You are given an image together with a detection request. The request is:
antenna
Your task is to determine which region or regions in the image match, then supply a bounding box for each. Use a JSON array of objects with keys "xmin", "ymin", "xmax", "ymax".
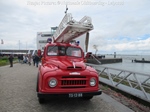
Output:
[{"xmin": 65, "ymin": 5, "xmax": 68, "ymax": 14}]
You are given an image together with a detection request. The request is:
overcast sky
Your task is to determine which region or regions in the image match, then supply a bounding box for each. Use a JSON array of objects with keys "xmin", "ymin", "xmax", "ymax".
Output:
[{"xmin": 0, "ymin": 0, "xmax": 150, "ymax": 55}]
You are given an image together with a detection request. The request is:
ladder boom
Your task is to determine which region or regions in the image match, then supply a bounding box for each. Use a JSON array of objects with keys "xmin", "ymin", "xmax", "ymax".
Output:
[{"xmin": 54, "ymin": 13, "xmax": 93, "ymax": 42}]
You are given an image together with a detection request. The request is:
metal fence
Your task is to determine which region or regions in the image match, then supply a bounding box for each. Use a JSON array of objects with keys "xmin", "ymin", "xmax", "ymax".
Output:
[{"xmin": 86, "ymin": 63, "xmax": 150, "ymax": 103}]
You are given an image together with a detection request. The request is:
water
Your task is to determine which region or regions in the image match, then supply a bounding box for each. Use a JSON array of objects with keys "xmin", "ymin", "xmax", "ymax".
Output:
[
  {"xmin": 97, "ymin": 55, "xmax": 150, "ymax": 83},
  {"xmin": 103, "ymin": 54, "xmax": 150, "ymax": 74}
]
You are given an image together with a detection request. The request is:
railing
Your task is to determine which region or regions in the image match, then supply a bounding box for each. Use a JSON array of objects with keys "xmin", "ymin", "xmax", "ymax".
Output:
[
  {"xmin": 90, "ymin": 54, "xmax": 101, "ymax": 64},
  {"xmin": 86, "ymin": 63, "xmax": 150, "ymax": 103}
]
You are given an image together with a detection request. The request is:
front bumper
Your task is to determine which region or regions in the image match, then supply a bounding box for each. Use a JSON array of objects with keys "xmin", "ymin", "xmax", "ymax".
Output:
[{"xmin": 37, "ymin": 90, "xmax": 102, "ymax": 98}]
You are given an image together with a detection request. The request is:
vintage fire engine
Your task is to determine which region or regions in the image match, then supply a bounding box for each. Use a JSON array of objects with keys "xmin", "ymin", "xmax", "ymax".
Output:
[{"xmin": 36, "ymin": 13, "xmax": 102, "ymax": 104}]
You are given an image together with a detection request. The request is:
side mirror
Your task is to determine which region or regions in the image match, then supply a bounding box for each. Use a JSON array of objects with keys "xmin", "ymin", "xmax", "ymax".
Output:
[
  {"xmin": 83, "ymin": 58, "xmax": 87, "ymax": 63},
  {"xmin": 41, "ymin": 57, "xmax": 46, "ymax": 64}
]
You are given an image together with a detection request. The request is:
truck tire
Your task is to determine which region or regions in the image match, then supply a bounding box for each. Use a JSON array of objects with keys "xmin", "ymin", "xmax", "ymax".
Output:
[
  {"xmin": 38, "ymin": 98, "xmax": 45, "ymax": 104},
  {"xmin": 36, "ymin": 73, "xmax": 39, "ymax": 92},
  {"xmin": 83, "ymin": 96, "xmax": 93, "ymax": 100}
]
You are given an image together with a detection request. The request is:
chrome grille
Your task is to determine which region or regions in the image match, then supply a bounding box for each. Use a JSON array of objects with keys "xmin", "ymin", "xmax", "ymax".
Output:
[{"xmin": 60, "ymin": 76, "xmax": 87, "ymax": 88}]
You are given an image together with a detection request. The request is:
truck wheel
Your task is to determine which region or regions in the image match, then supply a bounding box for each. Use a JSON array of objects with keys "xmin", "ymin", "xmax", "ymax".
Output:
[
  {"xmin": 36, "ymin": 82, "xmax": 38, "ymax": 92},
  {"xmin": 36, "ymin": 73, "xmax": 39, "ymax": 92},
  {"xmin": 83, "ymin": 96, "xmax": 93, "ymax": 100},
  {"xmin": 38, "ymin": 98, "xmax": 45, "ymax": 104}
]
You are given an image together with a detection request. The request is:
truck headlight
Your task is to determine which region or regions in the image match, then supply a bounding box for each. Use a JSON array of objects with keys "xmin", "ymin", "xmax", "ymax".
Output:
[
  {"xmin": 49, "ymin": 78, "xmax": 57, "ymax": 87},
  {"xmin": 90, "ymin": 78, "xmax": 96, "ymax": 86}
]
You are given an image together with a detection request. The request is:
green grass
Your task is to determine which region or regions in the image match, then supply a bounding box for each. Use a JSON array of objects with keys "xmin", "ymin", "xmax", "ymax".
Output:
[
  {"xmin": 0, "ymin": 56, "xmax": 18, "ymax": 66},
  {"xmin": 0, "ymin": 57, "xmax": 9, "ymax": 66}
]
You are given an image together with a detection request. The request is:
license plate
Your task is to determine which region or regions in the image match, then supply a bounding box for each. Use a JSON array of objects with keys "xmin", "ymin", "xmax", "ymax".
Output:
[{"xmin": 69, "ymin": 93, "xmax": 83, "ymax": 98}]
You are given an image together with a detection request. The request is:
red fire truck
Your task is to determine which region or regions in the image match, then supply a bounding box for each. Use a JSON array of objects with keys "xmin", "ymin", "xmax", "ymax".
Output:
[{"xmin": 36, "ymin": 13, "xmax": 102, "ymax": 104}]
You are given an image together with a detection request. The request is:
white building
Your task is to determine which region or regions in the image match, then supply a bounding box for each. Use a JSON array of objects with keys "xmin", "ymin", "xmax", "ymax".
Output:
[
  {"xmin": 36, "ymin": 31, "xmax": 87, "ymax": 52},
  {"xmin": 36, "ymin": 32, "xmax": 53, "ymax": 51}
]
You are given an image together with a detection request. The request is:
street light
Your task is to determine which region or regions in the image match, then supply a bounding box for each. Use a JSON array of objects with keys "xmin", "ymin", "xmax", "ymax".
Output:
[{"xmin": 19, "ymin": 40, "xmax": 20, "ymax": 50}]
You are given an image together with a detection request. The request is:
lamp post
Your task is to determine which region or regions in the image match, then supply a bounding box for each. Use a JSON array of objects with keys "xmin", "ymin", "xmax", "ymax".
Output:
[
  {"xmin": 1, "ymin": 39, "xmax": 4, "ymax": 54},
  {"xmin": 19, "ymin": 40, "xmax": 20, "ymax": 50}
]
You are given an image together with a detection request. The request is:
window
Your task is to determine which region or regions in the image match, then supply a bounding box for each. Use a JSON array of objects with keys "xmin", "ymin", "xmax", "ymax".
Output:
[
  {"xmin": 42, "ymin": 47, "xmax": 45, "ymax": 50},
  {"xmin": 39, "ymin": 40, "xmax": 47, "ymax": 43},
  {"xmin": 41, "ymin": 34, "xmax": 53, "ymax": 37},
  {"xmin": 47, "ymin": 46, "xmax": 81, "ymax": 57},
  {"xmin": 66, "ymin": 47, "xmax": 81, "ymax": 57},
  {"xmin": 47, "ymin": 46, "xmax": 58, "ymax": 56}
]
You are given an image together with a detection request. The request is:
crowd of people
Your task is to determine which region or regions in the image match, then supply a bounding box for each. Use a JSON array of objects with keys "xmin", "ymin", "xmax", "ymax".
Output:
[{"xmin": 8, "ymin": 53, "xmax": 41, "ymax": 68}]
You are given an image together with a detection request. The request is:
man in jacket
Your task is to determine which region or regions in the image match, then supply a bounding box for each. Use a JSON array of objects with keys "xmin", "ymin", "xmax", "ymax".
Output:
[
  {"xmin": 8, "ymin": 54, "xmax": 14, "ymax": 67},
  {"xmin": 34, "ymin": 54, "xmax": 40, "ymax": 67}
]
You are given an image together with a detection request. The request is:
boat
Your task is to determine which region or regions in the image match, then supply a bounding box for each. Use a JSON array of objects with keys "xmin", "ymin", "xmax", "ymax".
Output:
[{"xmin": 134, "ymin": 58, "xmax": 150, "ymax": 63}]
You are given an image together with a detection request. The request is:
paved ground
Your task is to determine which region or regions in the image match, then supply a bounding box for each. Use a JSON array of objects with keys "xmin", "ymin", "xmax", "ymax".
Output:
[{"xmin": 0, "ymin": 63, "xmax": 133, "ymax": 112}]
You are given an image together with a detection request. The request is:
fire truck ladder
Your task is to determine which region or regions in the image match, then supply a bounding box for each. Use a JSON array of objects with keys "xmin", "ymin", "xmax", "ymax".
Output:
[{"xmin": 53, "ymin": 13, "xmax": 93, "ymax": 43}]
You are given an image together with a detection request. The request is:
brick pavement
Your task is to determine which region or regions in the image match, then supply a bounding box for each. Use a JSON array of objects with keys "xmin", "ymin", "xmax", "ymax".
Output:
[{"xmin": 0, "ymin": 63, "xmax": 133, "ymax": 112}]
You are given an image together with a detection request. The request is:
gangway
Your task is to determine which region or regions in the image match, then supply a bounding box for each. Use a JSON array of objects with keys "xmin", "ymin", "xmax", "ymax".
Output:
[
  {"xmin": 53, "ymin": 13, "xmax": 93, "ymax": 42},
  {"xmin": 86, "ymin": 63, "xmax": 150, "ymax": 103}
]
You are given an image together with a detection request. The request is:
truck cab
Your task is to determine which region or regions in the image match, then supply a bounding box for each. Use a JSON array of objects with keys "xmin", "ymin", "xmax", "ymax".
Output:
[{"xmin": 37, "ymin": 40, "xmax": 102, "ymax": 103}]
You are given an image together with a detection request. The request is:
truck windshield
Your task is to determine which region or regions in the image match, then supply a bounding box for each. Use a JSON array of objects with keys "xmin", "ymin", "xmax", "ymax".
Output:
[
  {"xmin": 66, "ymin": 47, "xmax": 82, "ymax": 57},
  {"xmin": 47, "ymin": 46, "xmax": 65, "ymax": 56},
  {"xmin": 47, "ymin": 46, "xmax": 82, "ymax": 57}
]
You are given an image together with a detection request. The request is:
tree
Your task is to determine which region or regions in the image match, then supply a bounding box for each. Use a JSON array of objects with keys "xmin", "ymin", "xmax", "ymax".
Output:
[{"xmin": 93, "ymin": 45, "xmax": 98, "ymax": 56}]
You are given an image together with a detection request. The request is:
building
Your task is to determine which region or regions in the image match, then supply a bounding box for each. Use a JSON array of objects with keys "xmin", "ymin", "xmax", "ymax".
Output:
[
  {"xmin": 36, "ymin": 27, "xmax": 57, "ymax": 51},
  {"xmin": 36, "ymin": 27, "xmax": 88, "ymax": 52},
  {"xmin": 36, "ymin": 32, "xmax": 53, "ymax": 51},
  {"xmin": 37, "ymin": 33, "xmax": 87, "ymax": 51}
]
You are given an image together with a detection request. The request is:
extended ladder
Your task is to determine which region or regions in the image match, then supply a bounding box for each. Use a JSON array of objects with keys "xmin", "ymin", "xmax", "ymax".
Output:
[{"xmin": 53, "ymin": 13, "xmax": 93, "ymax": 42}]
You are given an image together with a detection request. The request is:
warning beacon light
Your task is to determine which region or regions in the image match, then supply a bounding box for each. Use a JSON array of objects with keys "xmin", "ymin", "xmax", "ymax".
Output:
[
  {"xmin": 47, "ymin": 38, "xmax": 52, "ymax": 43},
  {"xmin": 75, "ymin": 41, "xmax": 80, "ymax": 46}
]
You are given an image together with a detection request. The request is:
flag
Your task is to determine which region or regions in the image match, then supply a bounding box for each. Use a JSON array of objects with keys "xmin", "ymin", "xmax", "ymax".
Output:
[{"xmin": 1, "ymin": 39, "xmax": 4, "ymax": 44}]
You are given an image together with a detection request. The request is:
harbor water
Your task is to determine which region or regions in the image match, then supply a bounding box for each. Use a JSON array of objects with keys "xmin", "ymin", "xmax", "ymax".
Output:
[
  {"xmin": 104, "ymin": 54, "xmax": 150, "ymax": 74},
  {"xmin": 97, "ymin": 55, "xmax": 150, "ymax": 83}
]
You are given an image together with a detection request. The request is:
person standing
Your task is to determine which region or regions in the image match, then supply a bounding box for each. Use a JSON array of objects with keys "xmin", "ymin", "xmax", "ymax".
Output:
[
  {"xmin": 20, "ymin": 54, "xmax": 23, "ymax": 64},
  {"xmin": 17, "ymin": 54, "xmax": 20, "ymax": 63},
  {"xmin": 32, "ymin": 54, "xmax": 35, "ymax": 66},
  {"xmin": 35, "ymin": 54, "xmax": 40, "ymax": 67},
  {"xmin": 28, "ymin": 54, "xmax": 32, "ymax": 66},
  {"xmin": 8, "ymin": 54, "xmax": 14, "ymax": 67},
  {"xmin": 23, "ymin": 55, "xmax": 27, "ymax": 63}
]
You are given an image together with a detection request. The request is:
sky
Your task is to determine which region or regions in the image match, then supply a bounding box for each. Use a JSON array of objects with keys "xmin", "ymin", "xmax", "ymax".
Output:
[{"xmin": 0, "ymin": 0, "xmax": 150, "ymax": 55}]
